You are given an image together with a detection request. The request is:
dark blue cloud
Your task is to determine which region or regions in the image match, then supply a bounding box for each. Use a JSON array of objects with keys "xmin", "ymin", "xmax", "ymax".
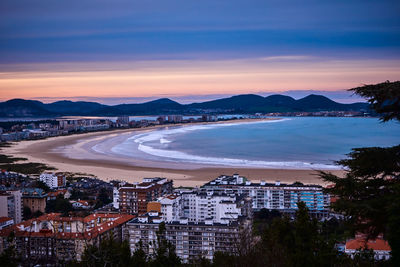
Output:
[{"xmin": 1, "ymin": 0, "xmax": 399, "ymax": 63}]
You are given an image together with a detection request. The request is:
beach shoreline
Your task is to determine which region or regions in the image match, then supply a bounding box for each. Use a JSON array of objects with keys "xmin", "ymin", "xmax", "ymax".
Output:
[{"xmin": 1, "ymin": 118, "xmax": 345, "ymax": 187}]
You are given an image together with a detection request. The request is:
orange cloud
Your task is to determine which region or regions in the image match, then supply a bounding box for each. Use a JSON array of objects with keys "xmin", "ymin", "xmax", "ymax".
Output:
[{"xmin": 1, "ymin": 58, "xmax": 399, "ymax": 101}]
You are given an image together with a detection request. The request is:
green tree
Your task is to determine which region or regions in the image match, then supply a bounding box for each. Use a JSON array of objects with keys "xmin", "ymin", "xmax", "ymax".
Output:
[
  {"xmin": 23, "ymin": 206, "xmax": 32, "ymax": 220},
  {"xmin": 80, "ymin": 236, "xmax": 132, "ymax": 267},
  {"xmin": 34, "ymin": 180, "xmax": 51, "ymax": 193},
  {"xmin": 46, "ymin": 194, "xmax": 73, "ymax": 215},
  {"xmin": 150, "ymin": 222, "xmax": 181, "ymax": 267},
  {"xmin": 258, "ymin": 202, "xmax": 346, "ymax": 267},
  {"xmin": 0, "ymin": 232, "xmax": 20, "ymax": 267},
  {"xmin": 320, "ymin": 80, "xmax": 400, "ymax": 265},
  {"xmin": 0, "ymin": 245, "xmax": 19, "ymax": 267},
  {"xmin": 131, "ymin": 241, "xmax": 148, "ymax": 267},
  {"xmin": 98, "ymin": 187, "xmax": 111, "ymax": 204},
  {"xmin": 351, "ymin": 80, "xmax": 400, "ymax": 122}
]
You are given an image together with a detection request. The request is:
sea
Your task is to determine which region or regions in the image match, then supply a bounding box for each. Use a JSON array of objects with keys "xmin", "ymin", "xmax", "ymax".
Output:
[{"xmin": 95, "ymin": 117, "xmax": 400, "ymax": 170}]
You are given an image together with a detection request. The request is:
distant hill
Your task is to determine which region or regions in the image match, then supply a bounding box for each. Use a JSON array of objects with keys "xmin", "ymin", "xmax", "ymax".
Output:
[
  {"xmin": 45, "ymin": 100, "xmax": 107, "ymax": 115},
  {"xmin": 0, "ymin": 94, "xmax": 369, "ymax": 118},
  {"xmin": 0, "ymin": 99, "xmax": 54, "ymax": 117}
]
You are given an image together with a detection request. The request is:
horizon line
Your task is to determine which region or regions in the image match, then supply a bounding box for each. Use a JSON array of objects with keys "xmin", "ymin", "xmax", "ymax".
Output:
[{"xmin": 0, "ymin": 90, "xmax": 367, "ymax": 105}]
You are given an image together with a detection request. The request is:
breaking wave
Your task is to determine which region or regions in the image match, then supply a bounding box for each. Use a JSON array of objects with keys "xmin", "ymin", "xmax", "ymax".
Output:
[{"xmin": 108, "ymin": 119, "xmax": 340, "ymax": 170}]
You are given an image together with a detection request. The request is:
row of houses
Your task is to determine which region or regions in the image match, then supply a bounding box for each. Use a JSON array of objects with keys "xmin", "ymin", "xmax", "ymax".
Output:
[{"xmin": 0, "ymin": 213, "xmax": 134, "ymax": 264}]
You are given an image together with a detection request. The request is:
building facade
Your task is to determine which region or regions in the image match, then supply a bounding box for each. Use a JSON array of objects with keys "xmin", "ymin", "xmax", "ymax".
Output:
[
  {"xmin": 180, "ymin": 190, "xmax": 252, "ymax": 224},
  {"xmin": 0, "ymin": 217, "xmax": 13, "ymax": 230},
  {"xmin": 21, "ymin": 188, "xmax": 47, "ymax": 214},
  {"xmin": 0, "ymin": 190, "xmax": 22, "ymax": 223},
  {"xmin": 345, "ymin": 237, "xmax": 391, "ymax": 261},
  {"xmin": 124, "ymin": 211, "xmax": 250, "ymax": 263},
  {"xmin": 202, "ymin": 174, "xmax": 330, "ymax": 217},
  {"xmin": 40, "ymin": 172, "xmax": 66, "ymax": 189},
  {"xmin": 117, "ymin": 178, "xmax": 173, "ymax": 215},
  {"xmin": 158, "ymin": 194, "xmax": 183, "ymax": 222},
  {"xmin": 117, "ymin": 116, "xmax": 130, "ymax": 125},
  {"xmin": 0, "ymin": 213, "xmax": 134, "ymax": 264}
]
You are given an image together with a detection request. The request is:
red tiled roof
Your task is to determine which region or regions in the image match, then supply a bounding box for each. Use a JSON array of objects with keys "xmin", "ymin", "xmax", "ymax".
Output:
[
  {"xmin": 165, "ymin": 194, "xmax": 179, "ymax": 200},
  {"xmin": 0, "ymin": 217, "xmax": 13, "ymax": 223},
  {"xmin": 330, "ymin": 196, "xmax": 338, "ymax": 203},
  {"xmin": 346, "ymin": 238, "xmax": 391, "ymax": 251},
  {"xmin": 47, "ymin": 189, "xmax": 67, "ymax": 197},
  {"xmin": 84, "ymin": 213, "xmax": 123, "ymax": 222},
  {"xmin": 0, "ymin": 213, "xmax": 135, "ymax": 240}
]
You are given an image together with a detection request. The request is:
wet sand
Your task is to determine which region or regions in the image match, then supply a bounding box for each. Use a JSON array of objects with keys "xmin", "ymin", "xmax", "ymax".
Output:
[{"xmin": 1, "ymin": 119, "xmax": 345, "ymax": 187}]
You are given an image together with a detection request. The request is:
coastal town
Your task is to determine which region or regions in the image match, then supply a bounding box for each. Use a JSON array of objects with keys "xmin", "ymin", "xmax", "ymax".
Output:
[
  {"xmin": 0, "ymin": 115, "xmax": 220, "ymax": 142},
  {"xmin": 0, "ymin": 169, "xmax": 391, "ymax": 265},
  {"xmin": 0, "ymin": 99, "xmax": 396, "ymax": 265},
  {"xmin": 0, "ymin": 0, "xmax": 398, "ymax": 263},
  {"xmin": 0, "ymin": 110, "xmax": 369, "ymax": 142}
]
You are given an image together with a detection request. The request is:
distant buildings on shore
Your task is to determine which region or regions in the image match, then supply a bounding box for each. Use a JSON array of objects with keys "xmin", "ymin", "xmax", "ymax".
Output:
[
  {"xmin": 0, "ymin": 114, "xmax": 224, "ymax": 142},
  {"xmin": 0, "ymin": 110, "xmax": 371, "ymax": 142}
]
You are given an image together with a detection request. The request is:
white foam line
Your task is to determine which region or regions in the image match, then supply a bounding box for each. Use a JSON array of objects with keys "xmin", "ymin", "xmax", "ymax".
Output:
[
  {"xmin": 130, "ymin": 118, "xmax": 290, "ymax": 144},
  {"xmin": 103, "ymin": 118, "xmax": 340, "ymax": 170},
  {"xmin": 135, "ymin": 143, "xmax": 339, "ymax": 169}
]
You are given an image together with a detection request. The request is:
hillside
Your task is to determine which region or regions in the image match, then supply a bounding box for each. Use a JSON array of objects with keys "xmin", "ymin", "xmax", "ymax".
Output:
[{"xmin": 0, "ymin": 94, "xmax": 369, "ymax": 118}]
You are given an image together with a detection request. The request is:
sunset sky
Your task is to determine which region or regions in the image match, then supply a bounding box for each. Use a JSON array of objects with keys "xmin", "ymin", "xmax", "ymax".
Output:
[{"xmin": 1, "ymin": 0, "xmax": 399, "ymax": 104}]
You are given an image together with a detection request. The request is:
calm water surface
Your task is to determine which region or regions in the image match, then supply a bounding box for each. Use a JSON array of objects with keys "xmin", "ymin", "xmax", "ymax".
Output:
[{"xmin": 107, "ymin": 117, "xmax": 400, "ymax": 169}]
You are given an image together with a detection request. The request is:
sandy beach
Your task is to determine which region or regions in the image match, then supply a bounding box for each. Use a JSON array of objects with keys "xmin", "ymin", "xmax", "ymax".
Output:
[{"xmin": 1, "ymin": 119, "xmax": 345, "ymax": 187}]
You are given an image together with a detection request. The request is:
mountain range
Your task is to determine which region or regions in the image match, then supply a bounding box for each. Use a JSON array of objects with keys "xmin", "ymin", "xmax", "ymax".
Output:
[{"xmin": 0, "ymin": 94, "xmax": 369, "ymax": 118}]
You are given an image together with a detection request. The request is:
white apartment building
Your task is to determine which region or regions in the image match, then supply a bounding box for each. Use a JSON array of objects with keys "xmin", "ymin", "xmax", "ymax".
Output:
[
  {"xmin": 112, "ymin": 186, "xmax": 120, "ymax": 209},
  {"xmin": 0, "ymin": 190, "xmax": 22, "ymax": 224},
  {"xmin": 180, "ymin": 191, "xmax": 251, "ymax": 224},
  {"xmin": 39, "ymin": 172, "xmax": 66, "ymax": 189},
  {"xmin": 151, "ymin": 190, "xmax": 251, "ymax": 224},
  {"xmin": 124, "ymin": 211, "xmax": 250, "ymax": 263},
  {"xmin": 202, "ymin": 174, "xmax": 330, "ymax": 218},
  {"xmin": 158, "ymin": 194, "xmax": 183, "ymax": 222}
]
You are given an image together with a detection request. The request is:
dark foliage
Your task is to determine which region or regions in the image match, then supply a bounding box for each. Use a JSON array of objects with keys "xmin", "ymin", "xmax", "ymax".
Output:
[
  {"xmin": 253, "ymin": 208, "xmax": 282, "ymax": 234},
  {"xmin": 98, "ymin": 188, "xmax": 111, "ymax": 204},
  {"xmin": 321, "ymin": 80, "xmax": 400, "ymax": 265},
  {"xmin": 1, "ymin": 162, "xmax": 56, "ymax": 175},
  {"xmin": 32, "ymin": 180, "xmax": 51, "ymax": 193},
  {"xmin": 77, "ymin": 224, "xmax": 180, "ymax": 267},
  {"xmin": 151, "ymin": 222, "xmax": 181, "ymax": 267},
  {"xmin": 338, "ymin": 145, "xmax": 400, "ymax": 178},
  {"xmin": 23, "ymin": 206, "xmax": 32, "ymax": 220},
  {"xmin": 80, "ymin": 236, "xmax": 133, "ymax": 267},
  {"xmin": 0, "ymin": 245, "xmax": 20, "ymax": 267},
  {"xmin": 202, "ymin": 202, "xmax": 352, "ymax": 267},
  {"xmin": 46, "ymin": 195, "xmax": 73, "ymax": 215},
  {"xmin": 350, "ymin": 80, "xmax": 400, "ymax": 121},
  {"xmin": 0, "ymin": 154, "xmax": 27, "ymax": 164}
]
